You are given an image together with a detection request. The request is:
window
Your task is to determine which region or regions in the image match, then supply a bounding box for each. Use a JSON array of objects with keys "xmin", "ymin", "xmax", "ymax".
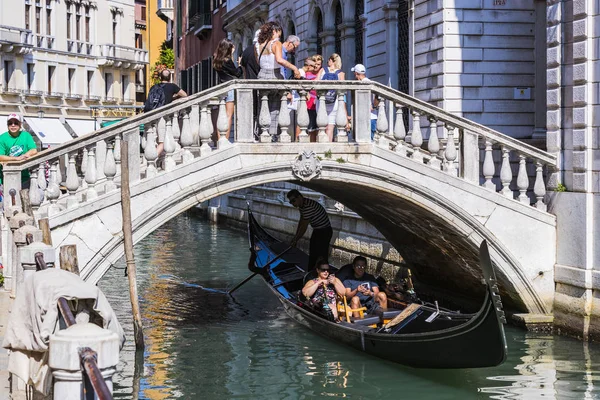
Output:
[
  {"xmin": 47, "ymin": 65, "xmax": 55, "ymax": 93},
  {"xmin": 66, "ymin": 7, "xmax": 71, "ymax": 39},
  {"xmin": 4, "ymin": 61, "xmax": 15, "ymax": 89},
  {"xmin": 105, "ymin": 72, "xmax": 113, "ymax": 97},
  {"xmin": 68, "ymin": 68, "xmax": 75, "ymax": 95},
  {"xmin": 27, "ymin": 63, "xmax": 35, "ymax": 90},
  {"xmin": 112, "ymin": 11, "xmax": 117, "ymax": 44},
  {"xmin": 35, "ymin": 5, "xmax": 41, "ymax": 34},
  {"xmin": 76, "ymin": 11, "xmax": 81, "ymax": 40},
  {"xmin": 46, "ymin": 8, "xmax": 52, "ymax": 35},
  {"xmin": 25, "ymin": 5, "xmax": 31, "ymax": 30},
  {"xmin": 141, "ymin": 6, "xmax": 146, "ymax": 21},
  {"xmin": 135, "ymin": 33, "xmax": 143, "ymax": 49},
  {"xmin": 85, "ymin": 8, "xmax": 90, "ymax": 42},
  {"xmin": 87, "ymin": 70, "xmax": 93, "ymax": 97},
  {"xmin": 122, "ymin": 75, "xmax": 128, "ymax": 99}
]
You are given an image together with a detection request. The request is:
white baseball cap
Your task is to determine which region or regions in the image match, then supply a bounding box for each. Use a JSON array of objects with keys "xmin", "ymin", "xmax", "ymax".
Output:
[
  {"xmin": 7, "ymin": 113, "xmax": 22, "ymax": 123},
  {"xmin": 351, "ymin": 64, "xmax": 366, "ymax": 74}
]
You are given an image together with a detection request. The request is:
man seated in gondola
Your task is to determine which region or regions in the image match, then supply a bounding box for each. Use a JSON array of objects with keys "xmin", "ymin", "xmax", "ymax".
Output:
[
  {"xmin": 302, "ymin": 258, "xmax": 346, "ymax": 321},
  {"xmin": 343, "ymin": 256, "xmax": 388, "ymax": 317}
]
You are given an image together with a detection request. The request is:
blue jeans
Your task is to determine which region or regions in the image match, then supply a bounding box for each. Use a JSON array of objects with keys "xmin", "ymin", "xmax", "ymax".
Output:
[{"xmin": 370, "ymin": 119, "xmax": 377, "ymax": 140}]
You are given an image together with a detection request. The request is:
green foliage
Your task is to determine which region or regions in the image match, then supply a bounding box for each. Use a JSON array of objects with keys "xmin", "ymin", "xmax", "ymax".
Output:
[
  {"xmin": 336, "ymin": 157, "xmax": 346, "ymax": 163},
  {"xmin": 150, "ymin": 41, "xmax": 175, "ymax": 85},
  {"xmin": 0, "ymin": 272, "xmax": 4, "ymax": 288},
  {"xmin": 555, "ymin": 183, "xmax": 567, "ymax": 192},
  {"xmin": 324, "ymin": 150, "xmax": 332, "ymax": 159}
]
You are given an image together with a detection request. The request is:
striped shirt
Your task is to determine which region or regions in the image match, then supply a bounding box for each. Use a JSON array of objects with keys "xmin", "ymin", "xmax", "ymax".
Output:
[{"xmin": 299, "ymin": 198, "xmax": 331, "ymax": 230}]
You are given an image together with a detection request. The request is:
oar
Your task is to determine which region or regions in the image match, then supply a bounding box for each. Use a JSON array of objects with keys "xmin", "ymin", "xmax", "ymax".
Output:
[{"xmin": 228, "ymin": 246, "xmax": 293, "ymax": 295}]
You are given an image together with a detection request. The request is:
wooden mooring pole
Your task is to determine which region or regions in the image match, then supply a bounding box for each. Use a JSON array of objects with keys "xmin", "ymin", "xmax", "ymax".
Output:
[{"xmin": 121, "ymin": 139, "xmax": 145, "ymax": 350}]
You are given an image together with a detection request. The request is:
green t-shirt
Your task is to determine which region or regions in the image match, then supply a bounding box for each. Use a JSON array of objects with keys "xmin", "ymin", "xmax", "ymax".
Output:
[{"xmin": 0, "ymin": 130, "xmax": 37, "ymax": 184}]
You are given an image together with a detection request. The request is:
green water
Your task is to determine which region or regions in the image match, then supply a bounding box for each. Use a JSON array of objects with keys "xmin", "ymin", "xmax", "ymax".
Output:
[{"xmin": 99, "ymin": 213, "xmax": 600, "ymax": 400}]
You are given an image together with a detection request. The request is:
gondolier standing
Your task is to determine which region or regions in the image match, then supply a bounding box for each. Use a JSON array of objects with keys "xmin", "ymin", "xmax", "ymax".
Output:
[{"xmin": 287, "ymin": 189, "xmax": 333, "ymax": 270}]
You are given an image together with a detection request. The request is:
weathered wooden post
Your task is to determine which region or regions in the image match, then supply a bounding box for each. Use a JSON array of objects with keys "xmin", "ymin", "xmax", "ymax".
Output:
[{"xmin": 59, "ymin": 245, "xmax": 79, "ymax": 275}]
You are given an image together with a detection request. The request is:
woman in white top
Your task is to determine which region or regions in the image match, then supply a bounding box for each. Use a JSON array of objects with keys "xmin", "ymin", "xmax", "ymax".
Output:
[
  {"xmin": 317, "ymin": 53, "xmax": 346, "ymax": 142},
  {"xmin": 255, "ymin": 22, "xmax": 301, "ymax": 138}
]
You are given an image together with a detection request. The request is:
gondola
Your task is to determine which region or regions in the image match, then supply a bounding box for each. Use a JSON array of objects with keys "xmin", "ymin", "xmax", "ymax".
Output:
[{"xmin": 246, "ymin": 207, "xmax": 507, "ymax": 369}]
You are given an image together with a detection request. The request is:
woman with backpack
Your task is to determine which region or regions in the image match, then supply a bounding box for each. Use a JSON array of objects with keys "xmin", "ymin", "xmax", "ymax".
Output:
[
  {"xmin": 317, "ymin": 53, "xmax": 345, "ymax": 142},
  {"xmin": 213, "ymin": 38, "xmax": 244, "ymax": 137},
  {"xmin": 256, "ymin": 22, "xmax": 301, "ymax": 139}
]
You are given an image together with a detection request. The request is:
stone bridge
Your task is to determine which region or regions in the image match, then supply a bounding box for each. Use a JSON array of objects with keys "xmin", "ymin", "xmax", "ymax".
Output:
[{"xmin": 1, "ymin": 80, "xmax": 556, "ymax": 314}]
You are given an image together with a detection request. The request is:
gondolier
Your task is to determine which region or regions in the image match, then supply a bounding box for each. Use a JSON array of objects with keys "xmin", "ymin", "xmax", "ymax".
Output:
[{"xmin": 287, "ymin": 189, "xmax": 333, "ymax": 270}]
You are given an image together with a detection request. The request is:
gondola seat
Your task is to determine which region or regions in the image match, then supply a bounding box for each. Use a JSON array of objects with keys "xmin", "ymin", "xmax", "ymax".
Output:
[
  {"xmin": 351, "ymin": 316, "xmax": 380, "ymax": 326},
  {"xmin": 373, "ymin": 308, "xmax": 403, "ymax": 324}
]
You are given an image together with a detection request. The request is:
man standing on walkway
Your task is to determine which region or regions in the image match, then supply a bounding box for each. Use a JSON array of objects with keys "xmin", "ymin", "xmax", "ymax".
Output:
[
  {"xmin": 0, "ymin": 113, "xmax": 38, "ymax": 190},
  {"xmin": 281, "ymin": 35, "xmax": 301, "ymax": 79},
  {"xmin": 287, "ymin": 189, "xmax": 333, "ymax": 270},
  {"xmin": 352, "ymin": 64, "xmax": 378, "ymax": 139},
  {"xmin": 241, "ymin": 30, "xmax": 261, "ymax": 79}
]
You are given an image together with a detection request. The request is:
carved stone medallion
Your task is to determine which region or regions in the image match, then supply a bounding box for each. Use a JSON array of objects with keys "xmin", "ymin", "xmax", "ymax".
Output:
[{"xmin": 292, "ymin": 150, "xmax": 322, "ymax": 181}]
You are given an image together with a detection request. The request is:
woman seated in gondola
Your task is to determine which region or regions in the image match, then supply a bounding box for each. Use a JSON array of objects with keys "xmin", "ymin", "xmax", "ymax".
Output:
[{"xmin": 302, "ymin": 258, "xmax": 346, "ymax": 320}]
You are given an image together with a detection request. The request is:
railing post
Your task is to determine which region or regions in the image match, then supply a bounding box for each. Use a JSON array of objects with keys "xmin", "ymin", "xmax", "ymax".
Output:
[
  {"xmin": 235, "ymin": 88, "xmax": 254, "ymax": 143},
  {"xmin": 3, "ymin": 169, "xmax": 23, "ymax": 208},
  {"xmin": 49, "ymin": 323, "xmax": 120, "ymax": 400},
  {"xmin": 20, "ymin": 241, "xmax": 55, "ymax": 284},
  {"xmin": 354, "ymin": 88, "xmax": 372, "ymax": 143},
  {"xmin": 13, "ymin": 223, "xmax": 42, "ymax": 297},
  {"xmin": 461, "ymin": 130, "xmax": 480, "ymax": 184},
  {"xmin": 123, "ymin": 127, "xmax": 141, "ymax": 182}
]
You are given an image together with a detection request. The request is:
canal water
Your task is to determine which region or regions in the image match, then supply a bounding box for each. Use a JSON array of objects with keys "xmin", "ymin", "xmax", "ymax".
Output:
[{"xmin": 99, "ymin": 212, "xmax": 600, "ymax": 399}]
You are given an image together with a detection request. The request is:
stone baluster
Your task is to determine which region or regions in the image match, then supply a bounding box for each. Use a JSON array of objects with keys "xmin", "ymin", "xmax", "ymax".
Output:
[
  {"xmin": 190, "ymin": 104, "xmax": 200, "ymax": 145},
  {"xmin": 46, "ymin": 161, "xmax": 62, "ymax": 216},
  {"xmin": 65, "ymin": 153, "xmax": 80, "ymax": 209},
  {"xmin": 56, "ymin": 157, "xmax": 63, "ymax": 186},
  {"xmin": 95, "ymin": 140, "xmax": 106, "ymax": 182},
  {"xmin": 533, "ymin": 161, "xmax": 547, "ymax": 211},
  {"xmin": 516, "ymin": 155, "xmax": 530, "ymax": 204},
  {"xmin": 113, "ymin": 135, "xmax": 122, "ymax": 176},
  {"xmin": 444, "ymin": 125, "xmax": 458, "ymax": 176},
  {"xmin": 482, "ymin": 140, "xmax": 495, "ymax": 190},
  {"xmin": 80, "ymin": 147, "xmax": 88, "ymax": 180},
  {"xmin": 335, "ymin": 92, "xmax": 348, "ymax": 142},
  {"xmin": 278, "ymin": 94, "xmax": 292, "ymax": 143},
  {"xmin": 180, "ymin": 111, "xmax": 195, "ymax": 162},
  {"xmin": 297, "ymin": 90, "xmax": 310, "ymax": 143},
  {"xmin": 394, "ymin": 106, "xmax": 407, "ymax": 156},
  {"xmin": 163, "ymin": 114, "xmax": 176, "ymax": 171},
  {"xmin": 217, "ymin": 99, "xmax": 232, "ymax": 148},
  {"xmin": 427, "ymin": 117, "xmax": 441, "ymax": 169},
  {"xmin": 85, "ymin": 146, "xmax": 98, "ymax": 201},
  {"xmin": 499, "ymin": 146, "xmax": 512, "ymax": 197},
  {"xmin": 171, "ymin": 111, "xmax": 181, "ymax": 150},
  {"xmin": 259, "ymin": 94, "xmax": 271, "ymax": 142},
  {"xmin": 29, "ymin": 176, "xmax": 44, "ymax": 213},
  {"xmin": 376, "ymin": 96, "xmax": 389, "ymax": 148},
  {"xmin": 316, "ymin": 92, "xmax": 329, "ymax": 143},
  {"xmin": 104, "ymin": 141, "xmax": 117, "ymax": 192},
  {"xmin": 37, "ymin": 163, "xmax": 47, "ymax": 192},
  {"xmin": 411, "ymin": 111, "xmax": 423, "ymax": 162},
  {"xmin": 157, "ymin": 117, "xmax": 166, "ymax": 149},
  {"xmin": 145, "ymin": 124, "xmax": 159, "ymax": 177},
  {"xmin": 199, "ymin": 105, "xmax": 213, "ymax": 157}
]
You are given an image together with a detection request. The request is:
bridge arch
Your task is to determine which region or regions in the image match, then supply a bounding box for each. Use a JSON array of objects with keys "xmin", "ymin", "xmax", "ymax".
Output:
[{"xmin": 52, "ymin": 150, "xmax": 551, "ymax": 314}]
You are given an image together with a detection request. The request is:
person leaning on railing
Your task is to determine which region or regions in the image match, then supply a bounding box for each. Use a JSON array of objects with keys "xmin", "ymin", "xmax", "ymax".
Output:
[{"xmin": 0, "ymin": 113, "xmax": 38, "ymax": 194}]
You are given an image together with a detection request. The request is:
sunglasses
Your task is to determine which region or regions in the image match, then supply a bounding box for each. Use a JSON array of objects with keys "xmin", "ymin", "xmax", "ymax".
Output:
[
  {"xmin": 318, "ymin": 268, "xmax": 330, "ymax": 272},
  {"xmin": 354, "ymin": 265, "xmax": 366, "ymax": 269},
  {"xmin": 7, "ymin": 121, "xmax": 20, "ymax": 126}
]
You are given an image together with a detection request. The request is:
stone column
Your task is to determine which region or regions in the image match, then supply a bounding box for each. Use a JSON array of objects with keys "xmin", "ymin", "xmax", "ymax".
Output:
[
  {"xmin": 305, "ymin": 37, "xmax": 318, "ymax": 57},
  {"xmin": 320, "ymin": 30, "xmax": 336, "ymax": 58},
  {"xmin": 339, "ymin": 21, "xmax": 355, "ymax": 73},
  {"xmin": 49, "ymin": 323, "xmax": 120, "ymax": 400},
  {"xmin": 383, "ymin": 2, "xmax": 400, "ymax": 90}
]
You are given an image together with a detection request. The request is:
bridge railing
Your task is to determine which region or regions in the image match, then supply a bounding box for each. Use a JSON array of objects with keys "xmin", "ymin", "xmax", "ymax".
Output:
[{"xmin": 2, "ymin": 80, "xmax": 556, "ymax": 217}]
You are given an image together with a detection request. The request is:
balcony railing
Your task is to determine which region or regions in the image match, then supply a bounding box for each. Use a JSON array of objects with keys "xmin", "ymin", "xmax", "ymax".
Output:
[
  {"xmin": 35, "ymin": 34, "xmax": 55, "ymax": 49},
  {"xmin": 85, "ymin": 95, "xmax": 101, "ymax": 102},
  {"xmin": 191, "ymin": 13, "xmax": 212, "ymax": 39},
  {"xmin": 157, "ymin": 0, "xmax": 174, "ymax": 21},
  {"xmin": 98, "ymin": 44, "xmax": 148, "ymax": 66},
  {"xmin": 0, "ymin": 25, "xmax": 33, "ymax": 48},
  {"xmin": 21, "ymin": 89, "xmax": 43, "ymax": 97},
  {"xmin": 67, "ymin": 40, "xmax": 94, "ymax": 56}
]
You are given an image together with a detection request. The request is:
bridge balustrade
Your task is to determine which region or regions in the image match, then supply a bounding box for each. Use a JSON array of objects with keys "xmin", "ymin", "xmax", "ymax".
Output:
[{"xmin": 1, "ymin": 80, "xmax": 556, "ymax": 217}]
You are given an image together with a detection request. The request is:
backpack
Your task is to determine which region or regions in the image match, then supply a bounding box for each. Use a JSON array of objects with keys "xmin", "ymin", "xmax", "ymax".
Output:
[
  {"xmin": 321, "ymin": 67, "xmax": 341, "ymax": 104},
  {"xmin": 144, "ymin": 83, "xmax": 166, "ymax": 112}
]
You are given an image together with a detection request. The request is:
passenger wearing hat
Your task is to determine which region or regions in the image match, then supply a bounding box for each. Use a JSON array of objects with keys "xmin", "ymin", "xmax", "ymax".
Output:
[
  {"xmin": 0, "ymin": 113, "xmax": 38, "ymax": 188},
  {"xmin": 352, "ymin": 64, "xmax": 379, "ymax": 140}
]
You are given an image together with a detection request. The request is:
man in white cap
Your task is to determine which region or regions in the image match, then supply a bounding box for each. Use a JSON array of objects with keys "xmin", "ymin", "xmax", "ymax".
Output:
[
  {"xmin": 352, "ymin": 64, "xmax": 378, "ymax": 139},
  {"xmin": 0, "ymin": 113, "xmax": 38, "ymax": 189},
  {"xmin": 241, "ymin": 30, "xmax": 261, "ymax": 79}
]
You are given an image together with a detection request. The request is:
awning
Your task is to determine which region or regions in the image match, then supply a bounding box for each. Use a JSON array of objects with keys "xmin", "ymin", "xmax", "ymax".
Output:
[
  {"xmin": 24, "ymin": 117, "xmax": 74, "ymax": 147},
  {"xmin": 65, "ymin": 119, "xmax": 97, "ymax": 137}
]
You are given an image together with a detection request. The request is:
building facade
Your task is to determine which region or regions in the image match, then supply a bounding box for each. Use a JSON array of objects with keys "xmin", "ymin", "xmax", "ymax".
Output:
[{"xmin": 0, "ymin": 0, "xmax": 148, "ymax": 144}]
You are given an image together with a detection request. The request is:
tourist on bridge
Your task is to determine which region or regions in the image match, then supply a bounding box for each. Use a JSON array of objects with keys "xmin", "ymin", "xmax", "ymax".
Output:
[
  {"xmin": 214, "ymin": 38, "xmax": 244, "ymax": 137},
  {"xmin": 287, "ymin": 189, "xmax": 333, "ymax": 271},
  {"xmin": 0, "ymin": 113, "xmax": 38, "ymax": 190},
  {"xmin": 343, "ymin": 257, "xmax": 388, "ymax": 317},
  {"xmin": 145, "ymin": 69, "xmax": 187, "ymax": 158},
  {"xmin": 317, "ymin": 53, "xmax": 345, "ymax": 142},
  {"xmin": 281, "ymin": 35, "xmax": 301, "ymax": 79},
  {"xmin": 240, "ymin": 30, "xmax": 261, "ymax": 79},
  {"xmin": 256, "ymin": 22, "xmax": 301, "ymax": 139}
]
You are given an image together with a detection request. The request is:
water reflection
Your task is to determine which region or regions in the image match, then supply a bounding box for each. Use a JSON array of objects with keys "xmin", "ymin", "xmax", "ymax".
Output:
[{"xmin": 99, "ymin": 213, "xmax": 600, "ymax": 399}]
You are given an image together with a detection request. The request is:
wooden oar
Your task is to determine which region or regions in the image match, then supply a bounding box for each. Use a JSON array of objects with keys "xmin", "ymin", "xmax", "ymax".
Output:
[
  {"xmin": 228, "ymin": 246, "xmax": 293, "ymax": 295},
  {"xmin": 381, "ymin": 303, "xmax": 422, "ymax": 330}
]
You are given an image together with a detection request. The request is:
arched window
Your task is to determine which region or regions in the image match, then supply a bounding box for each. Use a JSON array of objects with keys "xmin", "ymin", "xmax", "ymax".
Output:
[
  {"xmin": 334, "ymin": 2, "xmax": 342, "ymax": 56},
  {"xmin": 316, "ymin": 9, "xmax": 323, "ymax": 56},
  {"xmin": 355, "ymin": 0, "xmax": 364, "ymax": 65}
]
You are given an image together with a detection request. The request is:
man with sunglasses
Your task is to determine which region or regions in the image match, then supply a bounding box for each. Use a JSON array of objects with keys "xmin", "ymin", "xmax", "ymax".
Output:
[
  {"xmin": 343, "ymin": 256, "xmax": 388, "ymax": 317},
  {"xmin": 281, "ymin": 35, "xmax": 301, "ymax": 79},
  {"xmin": 0, "ymin": 113, "xmax": 38, "ymax": 189},
  {"xmin": 287, "ymin": 189, "xmax": 332, "ymax": 271}
]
